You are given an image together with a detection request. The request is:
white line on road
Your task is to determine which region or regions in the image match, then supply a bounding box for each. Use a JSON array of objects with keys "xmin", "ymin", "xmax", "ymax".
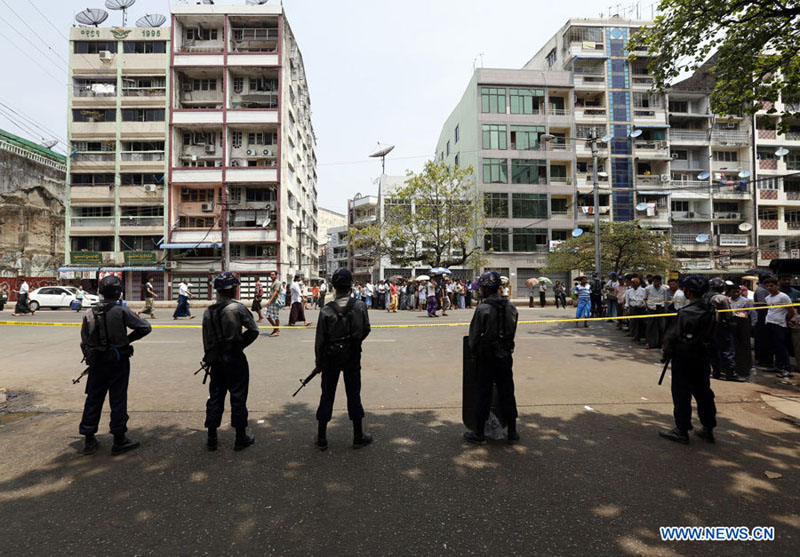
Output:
[{"xmin": 300, "ymin": 339, "xmax": 397, "ymax": 343}]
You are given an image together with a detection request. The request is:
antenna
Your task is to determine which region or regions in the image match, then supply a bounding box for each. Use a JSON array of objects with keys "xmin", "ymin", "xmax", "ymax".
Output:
[
  {"xmin": 75, "ymin": 8, "xmax": 109, "ymax": 27},
  {"xmin": 136, "ymin": 14, "xmax": 167, "ymax": 28},
  {"xmin": 41, "ymin": 139, "xmax": 58, "ymax": 149},
  {"xmin": 105, "ymin": 0, "xmax": 136, "ymax": 27}
]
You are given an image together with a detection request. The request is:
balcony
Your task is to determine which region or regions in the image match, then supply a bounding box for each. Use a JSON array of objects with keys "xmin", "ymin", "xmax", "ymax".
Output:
[
  {"xmin": 634, "ymin": 140, "xmax": 669, "ymax": 158},
  {"xmin": 576, "ymin": 206, "xmax": 611, "ymax": 221},
  {"xmin": 712, "ymin": 212, "xmax": 743, "ymax": 221},
  {"xmin": 121, "ymin": 151, "xmax": 165, "ymax": 162},
  {"xmin": 230, "ymin": 28, "xmax": 279, "ymax": 53},
  {"xmin": 669, "ymin": 130, "xmax": 707, "ymax": 143},
  {"xmin": 671, "ymin": 180, "xmax": 709, "ymax": 189},
  {"xmin": 71, "ymin": 152, "xmax": 115, "ymax": 164},
  {"xmin": 672, "ymin": 234, "xmax": 710, "ymax": 246},
  {"xmin": 672, "ymin": 211, "xmax": 711, "ymax": 221},
  {"xmin": 635, "ymin": 174, "xmax": 670, "ymax": 187},
  {"xmin": 712, "ymin": 130, "xmax": 749, "ymax": 145},
  {"xmin": 631, "ymin": 75, "xmax": 655, "ymax": 89},
  {"xmin": 573, "ymin": 75, "xmax": 605, "ymax": 89},
  {"xmin": 574, "ymin": 107, "xmax": 607, "ymax": 119},
  {"xmin": 70, "ymin": 216, "xmax": 115, "ymax": 228}
]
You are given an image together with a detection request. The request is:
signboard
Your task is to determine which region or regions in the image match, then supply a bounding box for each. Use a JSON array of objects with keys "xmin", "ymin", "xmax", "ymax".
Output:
[
  {"xmin": 98, "ymin": 270, "xmax": 123, "ymax": 280},
  {"xmin": 718, "ymin": 256, "xmax": 731, "ymax": 267},
  {"xmin": 124, "ymin": 251, "xmax": 157, "ymax": 265},
  {"xmin": 719, "ymin": 236, "xmax": 749, "ymax": 247},
  {"xmin": 70, "ymin": 251, "xmax": 102, "ymax": 264},
  {"xmin": 681, "ymin": 260, "xmax": 713, "ymax": 270},
  {"xmin": 791, "ymin": 249, "xmax": 800, "ymax": 259}
]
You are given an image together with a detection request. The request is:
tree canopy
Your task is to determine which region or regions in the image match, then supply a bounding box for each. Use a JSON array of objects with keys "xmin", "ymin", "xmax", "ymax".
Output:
[
  {"xmin": 545, "ymin": 222, "xmax": 675, "ymax": 276},
  {"xmin": 350, "ymin": 160, "xmax": 486, "ymax": 270},
  {"xmin": 630, "ymin": 0, "xmax": 800, "ymax": 129}
]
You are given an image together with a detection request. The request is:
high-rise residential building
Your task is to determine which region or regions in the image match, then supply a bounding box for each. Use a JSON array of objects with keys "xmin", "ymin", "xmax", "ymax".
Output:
[
  {"xmin": 167, "ymin": 3, "xmax": 318, "ymax": 300},
  {"xmin": 316, "ymin": 207, "xmax": 346, "ymax": 278},
  {"xmin": 66, "ymin": 24, "xmax": 170, "ymax": 299}
]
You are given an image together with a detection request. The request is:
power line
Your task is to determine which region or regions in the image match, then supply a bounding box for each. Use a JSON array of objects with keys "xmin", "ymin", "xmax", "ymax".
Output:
[
  {"xmin": 0, "ymin": 13, "xmax": 68, "ymax": 76},
  {"xmin": 25, "ymin": 0, "xmax": 69, "ymax": 42},
  {"xmin": 0, "ymin": 100, "xmax": 67, "ymax": 146},
  {"xmin": 0, "ymin": 0, "xmax": 69, "ymax": 66},
  {"xmin": 0, "ymin": 31, "xmax": 66, "ymax": 84}
]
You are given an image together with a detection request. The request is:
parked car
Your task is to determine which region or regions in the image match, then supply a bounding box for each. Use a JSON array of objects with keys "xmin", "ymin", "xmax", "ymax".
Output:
[{"xmin": 28, "ymin": 286, "xmax": 100, "ymax": 311}]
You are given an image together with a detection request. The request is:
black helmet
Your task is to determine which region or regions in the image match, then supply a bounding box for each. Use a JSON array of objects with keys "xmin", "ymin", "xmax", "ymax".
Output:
[
  {"xmin": 99, "ymin": 275, "xmax": 123, "ymax": 299},
  {"xmin": 708, "ymin": 277, "xmax": 726, "ymax": 293},
  {"xmin": 478, "ymin": 271, "xmax": 501, "ymax": 287},
  {"xmin": 213, "ymin": 271, "xmax": 240, "ymax": 291},
  {"xmin": 331, "ymin": 268, "xmax": 353, "ymax": 288},
  {"xmin": 680, "ymin": 274, "xmax": 709, "ymax": 296}
]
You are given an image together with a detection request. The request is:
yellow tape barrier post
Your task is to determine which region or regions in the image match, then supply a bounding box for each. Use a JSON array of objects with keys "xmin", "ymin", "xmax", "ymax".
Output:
[{"xmin": 2, "ymin": 304, "xmax": 799, "ymax": 330}]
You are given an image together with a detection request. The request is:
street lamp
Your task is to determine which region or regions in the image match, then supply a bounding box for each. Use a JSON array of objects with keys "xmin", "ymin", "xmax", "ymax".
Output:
[{"xmin": 542, "ymin": 130, "xmax": 611, "ymax": 277}]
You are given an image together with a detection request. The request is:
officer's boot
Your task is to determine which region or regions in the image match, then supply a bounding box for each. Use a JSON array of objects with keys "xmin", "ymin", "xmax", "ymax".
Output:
[
  {"xmin": 207, "ymin": 427, "xmax": 218, "ymax": 452},
  {"xmin": 352, "ymin": 419, "xmax": 373, "ymax": 449},
  {"xmin": 506, "ymin": 418, "xmax": 520, "ymax": 445},
  {"xmin": 694, "ymin": 427, "xmax": 715, "ymax": 443},
  {"xmin": 234, "ymin": 427, "xmax": 255, "ymax": 451},
  {"xmin": 111, "ymin": 434, "xmax": 140, "ymax": 455},
  {"xmin": 316, "ymin": 421, "xmax": 328, "ymax": 451},
  {"xmin": 463, "ymin": 422, "xmax": 486, "ymax": 445},
  {"xmin": 82, "ymin": 434, "xmax": 99, "ymax": 455},
  {"xmin": 658, "ymin": 427, "xmax": 689, "ymax": 444}
]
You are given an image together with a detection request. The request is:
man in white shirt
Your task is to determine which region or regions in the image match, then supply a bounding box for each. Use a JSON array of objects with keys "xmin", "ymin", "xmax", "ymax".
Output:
[
  {"xmin": 289, "ymin": 275, "xmax": 312, "ymax": 327},
  {"xmin": 318, "ymin": 280, "xmax": 328, "ymax": 307},
  {"xmin": 644, "ymin": 275, "xmax": 668, "ymax": 349},
  {"xmin": 624, "ymin": 277, "xmax": 647, "ymax": 343},
  {"xmin": 13, "ymin": 277, "xmax": 33, "ymax": 316},
  {"xmin": 365, "ymin": 281, "xmax": 374, "ymax": 309},
  {"xmin": 173, "ymin": 279, "xmax": 195, "ymax": 320},
  {"xmin": 377, "ymin": 280, "xmax": 386, "ymax": 310},
  {"xmin": 764, "ymin": 276, "xmax": 795, "ymax": 378}
]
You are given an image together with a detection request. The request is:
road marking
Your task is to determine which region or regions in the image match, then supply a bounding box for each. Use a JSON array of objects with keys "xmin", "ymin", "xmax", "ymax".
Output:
[{"xmin": 300, "ymin": 339, "xmax": 396, "ymax": 343}]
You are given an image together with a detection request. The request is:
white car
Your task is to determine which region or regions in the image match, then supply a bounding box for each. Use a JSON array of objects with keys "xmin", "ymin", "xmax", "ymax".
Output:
[{"xmin": 28, "ymin": 286, "xmax": 100, "ymax": 311}]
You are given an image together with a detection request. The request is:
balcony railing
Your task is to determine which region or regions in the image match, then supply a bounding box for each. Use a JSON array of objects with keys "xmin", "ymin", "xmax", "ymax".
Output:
[
  {"xmin": 759, "ymin": 159, "xmax": 778, "ymax": 170},
  {"xmin": 786, "ymin": 132, "xmax": 800, "ymax": 141},
  {"xmin": 758, "ymin": 129, "xmax": 777, "ymax": 140},
  {"xmin": 547, "ymin": 107, "xmax": 569, "ymax": 116},
  {"xmin": 672, "ymin": 234, "xmax": 710, "ymax": 246},
  {"xmin": 230, "ymin": 28, "xmax": 279, "ymax": 52},
  {"xmin": 73, "ymin": 85, "xmax": 116, "ymax": 98},
  {"xmin": 574, "ymin": 75, "xmax": 605, "ymax": 87},
  {"xmin": 71, "ymin": 216, "xmax": 114, "ymax": 227},
  {"xmin": 231, "ymin": 93, "xmax": 279, "ymax": 109},
  {"xmin": 119, "ymin": 216, "xmax": 163, "ymax": 227},
  {"xmin": 634, "ymin": 140, "xmax": 668, "ymax": 150},
  {"xmin": 673, "ymin": 211, "xmax": 712, "ymax": 220},
  {"xmin": 712, "ymin": 130, "xmax": 749, "ymax": 144},
  {"xmin": 787, "ymin": 221, "xmax": 800, "ymax": 230},
  {"xmin": 576, "ymin": 107, "xmax": 607, "ymax": 117},
  {"xmin": 672, "ymin": 180, "xmax": 709, "ymax": 188},
  {"xmin": 712, "ymin": 212, "xmax": 743, "ymax": 220},
  {"xmin": 72, "ymin": 152, "xmax": 115, "ymax": 163},
  {"xmin": 122, "ymin": 87, "xmax": 166, "ymax": 97},
  {"xmin": 121, "ymin": 151, "xmax": 165, "ymax": 162},
  {"xmin": 669, "ymin": 130, "xmax": 707, "ymax": 142},
  {"xmin": 631, "ymin": 75, "xmax": 655, "ymax": 87}
]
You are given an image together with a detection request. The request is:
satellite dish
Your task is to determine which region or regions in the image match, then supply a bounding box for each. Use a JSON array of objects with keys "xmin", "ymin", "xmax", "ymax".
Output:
[
  {"xmin": 75, "ymin": 8, "xmax": 109, "ymax": 27},
  {"xmin": 695, "ymin": 234, "xmax": 709, "ymax": 243},
  {"xmin": 601, "ymin": 134, "xmax": 614, "ymax": 143},
  {"xmin": 775, "ymin": 147, "xmax": 789, "ymax": 157},
  {"xmin": 697, "ymin": 171, "xmax": 711, "ymax": 180},
  {"xmin": 629, "ymin": 129, "xmax": 643, "ymax": 138},
  {"xmin": 136, "ymin": 14, "xmax": 167, "ymax": 27},
  {"xmin": 370, "ymin": 145, "xmax": 395, "ymax": 158},
  {"xmin": 738, "ymin": 222, "xmax": 753, "ymax": 232},
  {"xmin": 635, "ymin": 202, "xmax": 649, "ymax": 211},
  {"xmin": 572, "ymin": 228, "xmax": 584, "ymax": 238},
  {"xmin": 738, "ymin": 170, "xmax": 751, "ymax": 179},
  {"xmin": 41, "ymin": 139, "xmax": 58, "ymax": 149},
  {"xmin": 105, "ymin": 0, "xmax": 135, "ymax": 27}
]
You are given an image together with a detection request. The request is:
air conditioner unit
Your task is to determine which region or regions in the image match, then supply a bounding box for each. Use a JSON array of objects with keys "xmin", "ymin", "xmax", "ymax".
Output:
[
  {"xmin": 660, "ymin": 174, "xmax": 670, "ymax": 182},
  {"xmin": 99, "ymin": 50, "xmax": 113, "ymax": 62},
  {"xmin": 201, "ymin": 203, "xmax": 214, "ymax": 212},
  {"xmin": 262, "ymin": 149, "xmax": 272, "ymax": 156},
  {"xmin": 246, "ymin": 149, "xmax": 254, "ymax": 156},
  {"xmin": 204, "ymin": 144, "xmax": 216, "ymax": 154},
  {"xmin": 143, "ymin": 184, "xmax": 157, "ymax": 192},
  {"xmin": 164, "ymin": 261, "xmax": 177, "ymax": 270},
  {"xmin": 688, "ymin": 211, "xmax": 695, "ymax": 218}
]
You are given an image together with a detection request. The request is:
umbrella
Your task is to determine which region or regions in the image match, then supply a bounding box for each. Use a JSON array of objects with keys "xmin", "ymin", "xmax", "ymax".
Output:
[
  {"xmin": 537, "ymin": 277, "xmax": 553, "ymax": 284},
  {"xmin": 500, "ymin": 275, "xmax": 509, "ymax": 284},
  {"xmin": 415, "ymin": 274, "xmax": 430, "ymax": 282},
  {"xmin": 430, "ymin": 267, "xmax": 452, "ymax": 276},
  {"xmin": 741, "ymin": 275, "xmax": 759, "ymax": 282},
  {"xmin": 525, "ymin": 278, "xmax": 540, "ymax": 288}
]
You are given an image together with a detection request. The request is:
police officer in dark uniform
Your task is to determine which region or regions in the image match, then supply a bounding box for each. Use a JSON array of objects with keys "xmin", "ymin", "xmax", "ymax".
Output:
[
  {"xmin": 464, "ymin": 271, "xmax": 519, "ymax": 445},
  {"xmin": 706, "ymin": 277, "xmax": 744, "ymax": 382},
  {"xmin": 314, "ymin": 268, "xmax": 372, "ymax": 451},
  {"xmin": 79, "ymin": 275, "xmax": 152, "ymax": 455},
  {"xmin": 202, "ymin": 272, "xmax": 260, "ymax": 451},
  {"xmin": 659, "ymin": 275, "xmax": 717, "ymax": 444}
]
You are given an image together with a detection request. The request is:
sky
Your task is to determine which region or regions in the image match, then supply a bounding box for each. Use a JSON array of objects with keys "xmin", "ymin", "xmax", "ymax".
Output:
[{"xmin": 0, "ymin": 0, "xmax": 658, "ymax": 214}]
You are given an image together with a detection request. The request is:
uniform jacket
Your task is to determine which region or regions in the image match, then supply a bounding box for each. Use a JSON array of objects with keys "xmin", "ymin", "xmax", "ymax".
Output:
[
  {"xmin": 468, "ymin": 294, "xmax": 518, "ymax": 355},
  {"xmin": 314, "ymin": 294, "xmax": 371, "ymax": 368},
  {"xmin": 202, "ymin": 297, "xmax": 259, "ymax": 356},
  {"xmin": 81, "ymin": 301, "xmax": 152, "ymax": 352},
  {"xmin": 662, "ymin": 298, "xmax": 716, "ymax": 356}
]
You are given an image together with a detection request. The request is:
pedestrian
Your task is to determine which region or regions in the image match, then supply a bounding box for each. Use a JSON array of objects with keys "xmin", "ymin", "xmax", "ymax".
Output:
[
  {"xmin": 707, "ymin": 278, "xmax": 741, "ymax": 381},
  {"xmin": 465, "ymin": 280, "xmax": 473, "ymax": 309},
  {"xmin": 554, "ymin": 280, "xmax": 567, "ymax": 309},
  {"xmin": 778, "ymin": 274, "xmax": 800, "ymax": 301},
  {"xmin": 137, "ymin": 277, "xmax": 157, "ymax": 319},
  {"xmin": 457, "ymin": 280, "xmax": 466, "ymax": 309},
  {"xmin": 614, "ymin": 277, "xmax": 628, "ymax": 329},
  {"xmin": 314, "ymin": 268, "xmax": 373, "ymax": 451},
  {"xmin": 446, "ymin": 278, "xmax": 455, "ymax": 310},
  {"xmin": 78, "ymin": 275, "xmax": 151, "ymax": 455},
  {"xmin": 753, "ymin": 274, "xmax": 772, "ymax": 367},
  {"xmin": 265, "ymin": 271, "xmax": 283, "ymax": 337},
  {"xmin": 763, "ymin": 275, "xmax": 795, "ymax": 378},
  {"xmin": 528, "ymin": 280, "xmax": 536, "ymax": 308},
  {"xmin": 590, "ymin": 272, "xmax": 604, "ymax": 318},
  {"xmin": 377, "ymin": 280, "xmax": 386, "ymax": 310},
  {"xmin": 202, "ymin": 272, "xmax": 259, "ymax": 452},
  {"xmin": 289, "ymin": 275, "xmax": 312, "ymax": 326},
  {"xmin": 251, "ymin": 277, "xmax": 265, "ymax": 322},
  {"xmin": 605, "ymin": 272, "xmax": 620, "ymax": 319},
  {"xmin": 728, "ymin": 283, "xmax": 756, "ymax": 378},
  {"xmin": 418, "ymin": 279, "xmax": 427, "ymax": 311},
  {"xmin": 644, "ymin": 275, "xmax": 668, "ymax": 349},
  {"xmin": 173, "ymin": 279, "xmax": 195, "ymax": 320},
  {"xmin": 387, "ymin": 280, "xmax": 398, "ymax": 312},
  {"xmin": 318, "ymin": 279, "xmax": 327, "ymax": 307},
  {"xmin": 659, "ymin": 275, "xmax": 717, "ymax": 445},
  {"xmin": 426, "ymin": 278, "xmax": 438, "ymax": 317},
  {"xmin": 624, "ymin": 278, "xmax": 646, "ymax": 342},
  {"xmin": 573, "ymin": 276, "xmax": 592, "ymax": 328},
  {"xmin": 75, "ymin": 284, "xmax": 86, "ymax": 312},
  {"xmin": 13, "ymin": 277, "xmax": 33, "ymax": 316},
  {"xmin": 539, "ymin": 281, "xmax": 547, "ymax": 308},
  {"xmin": 399, "ymin": 280, "xmax": 407, "ymax": 310},
  {"xmin": 365, "ymin": 280, "xmax": 374, "ymax": 309},
  {"xmin": 463, "ymin": 271, "xmax": 519, "ymax": 445},
  {"xmin": 440, "ymin": 278, "xmax": 450, "ymax": 316},
  {"xmin": 311, "ymin": 282, "xmax": 320, "ymax": 309},
  {"xmin": 407, "ymin": 280, "xmax": 417, "ymax": 311}
]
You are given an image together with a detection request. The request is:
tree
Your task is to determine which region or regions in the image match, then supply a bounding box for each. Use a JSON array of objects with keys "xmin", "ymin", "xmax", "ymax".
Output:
[
  {"xmin": 350, "ymin": 160, "xmax": 487, "ymax": 271},
  {"xmin": 630, "ymin": 1, "xmax": 800, "ymax": 130},
  {"xmin": 545, "ymin": 222, "xmax": 676, "ymax": 276}
]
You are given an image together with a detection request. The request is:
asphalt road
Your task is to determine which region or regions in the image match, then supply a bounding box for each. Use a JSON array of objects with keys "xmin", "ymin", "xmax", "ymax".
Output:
[{"xmin": 0, "ymin": 305, "xmax": 798, "ymax": 556}]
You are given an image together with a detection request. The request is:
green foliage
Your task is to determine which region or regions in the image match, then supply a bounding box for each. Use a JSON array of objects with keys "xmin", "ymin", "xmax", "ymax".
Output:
[
  {"xmin": 349, "ymin": 161, "xmax": 485, "ymax": 269},
  {"xmin": 630, "ymin": 1, "xmax": 800, "ymax": 130},
  {"xmin": 545, "ymin": 221, "xmax": 676, "ymax": 276}
]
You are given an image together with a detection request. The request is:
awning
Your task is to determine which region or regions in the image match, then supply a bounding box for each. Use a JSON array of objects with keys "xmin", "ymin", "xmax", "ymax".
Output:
[
  {"xmin": 637, "ymin": 191, "xmax": 671, "ymax": 195},
  {"xmin": 100, "ymin": 266, "xmax": 166, "ymax": 272},
  {"xmin": 634, "ymin": 124, "xmax": 671, "ymax": 128},
  {"xmin": 158, "ymin": 243, "xmax": 223, "ymax": 249},
  {"xmin": 58, "ymin": 266, "xmax": 100, "ymax": 272}
]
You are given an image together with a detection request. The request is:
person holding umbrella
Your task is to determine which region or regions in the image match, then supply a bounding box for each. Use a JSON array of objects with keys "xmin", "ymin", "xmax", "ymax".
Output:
[{"xmin": 526, "ymin": 277, "xmax": 538, "ymax": 308}]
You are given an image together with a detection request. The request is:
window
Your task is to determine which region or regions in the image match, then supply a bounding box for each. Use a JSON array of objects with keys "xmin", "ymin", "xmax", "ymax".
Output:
[
  {"xmin": 454, "ymin": 153, "xmax": 460, "ymax": 168},
  {"xmin": 121, "ymin": 109, "xmax": 164, "ymax": 122},
  {"xmin": 484, "ymin": 228, "xmax": 509, "ymax": 252},
  {"xmin": 120, "ymin": 173, "xmax": 163, "ymax": 186},
  {"xmin": 74, "ymin": 42, "xmax": 117, "ymax": 54},
  {"xmin": 712, "ymin": 151, "xmax": 738, "ymax": 162},
  {"xmin": 633, "ymin": 93, "xmax": 663, "ymax": 108},
  {"xmin": 513, "ymin": 228, "xmax": 548, "ymax": 252},
  {"xmin": 611, "ymin": 91, "xmax": 629, "ymax": 121},
  {"xmin": 511, "ymin": 159, "xmax": 545, "ymax": 184},
  {"xmin": 669, "ymin": 101, "xmax": 688, "ymax": 113},
  {"xmin": 232, "ymin": 132, "xmax": 243, "ymax": 149},
  {"xmin": 77, "ymin": 206, "xmax": 113, "ymax": 217},
  {"xmin": 575, "ymin": 124, "xmax": 607, "ymax": 139},
  {"xmin": 512, "ymin": 194, "xmax": 548, "ymax": 218},
  {"xmin": 482, "ymin": 158, "xmax": 508, "ymax": 183},
  {"xmin": 551, "ymin": 198, "xmax": 568, "ymax": 214},
  {"xmin": 120, "ymin": 206, "xmax": 163, "ymax": 217},
  {"xmin": 179, "ymin": 216, "xmax": 216, "ymax": 228},
  {"xmin": 183, "ymin": 131, "xmax": 215, "ymax": 146},
  {"xmin": 123, "ymin": 41, "xmax": 166, "ymax": 54},
  {"xmin": 509, "ymin": 89, "xmax": 544, "ymax": 114},
  {"xmin": 71, "ymin": 173, "xmax": 114, "ymax": 186},
  {"xmin": 180, "ymin": 188, "xmax": 215, "ymax": 203},
  {"xmin": 482, "ymin": 125, "xmax": 507, "ymax": 150},
  {"xmin": 671, "ymin": 200, "xmax": 689, "ymax": 212},
  {"xmin": 454, "ymin": 124, "xmax": 460, "ymax": 144},
  {"xmin": 550, "ymin": 165, "xmax": 567, "ymax": 182},
  {"xmin": 551, "ymin": 230, "xmax": 568, "ymax": 241},
  {"xmin": 232, "ymin": 210, "xmax": 274, "ymax": 228},
  {"xmin": 484, "ymin": 193, "xmax": 508, "ymax": 218},
  {"xmin": 759, "ymin": 208, "xmax": 778, "ymax": 220},
  {"xmin": 481, "ymin": 88, "xmax": 506, "ymax": 113},
  {"xmin": 73, "ymin": 109, "xmax": 117, "ymax": 123},
  {"xmin": 546, "ymin": 49, "xmax": 557, "ymax": 68},
  {"xmin": 186, "ymin": 28, "xmax": 218, "ymax": 41},
  {"xmin": 233, "ymin": 77, "xmax": 244, "ymax": 93},
  {"xmin": 247, "ymin": 132, "xmax": 276, "ymax": 145},
  {"xmin": 671, "ymin": 150, "xmax": 688, "ymax": 160},
  {"xmin": 610, "ymin": 59, "xmax": 628, "ymax": 88},
  {"xmin": 510, "ymin": 125, "xmax": 544, "ymax": 150},
  {"xmin": 71, "ymin": 236, "xmax": 113, "ymax": 251},
  {"xmin": 245, "ymin": 188, "xmax": 277, "ymax": 202},
  {"xmin": 229, "ymin": 187, "xmax": 242, "ymax": 203},
  {"xmin": 446, "ymin": 140, "xmax": 450, "ymax": 156},
  {"xmin": 230, "ymin": 244, "xmax": 277, "ymax": 258},
  {"xmin": 192, "ymin": 79, "xmax": 217, "ymax": 91}
]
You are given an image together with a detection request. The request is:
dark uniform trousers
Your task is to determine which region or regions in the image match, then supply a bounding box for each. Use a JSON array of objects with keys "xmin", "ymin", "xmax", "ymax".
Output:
[
  {"xmin": 205, "ymin": 349, "xmax": 250, "ymax": 429},
  {"xmin": 79, "ymin": 357, "xmax": 131, "ymax": 436},
  {"xmin": 316, "ymin": 355, "xmax": 365, "ymax": 423},
  {"xmin": 646, "ymin": 307, "xmax": 667, "ymax": 348},
  {"xmin": 474, "ymin": 355, "xmax": 518, "ymax": 427},
  {"xmin": 671, "ymin": 349, "xmax": 717, "ymax": 433},
  {"xmin": 629, "ymin": 307, "xmax": 647, "ymax": 341},
  {"xmin": 710, "ymin": 324, "xmax": 736, "ymax": 377}
]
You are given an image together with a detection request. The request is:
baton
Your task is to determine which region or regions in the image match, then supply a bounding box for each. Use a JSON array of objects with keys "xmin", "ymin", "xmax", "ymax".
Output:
[
  {"xmin": 293, "ymin": 368, "xmax": 320, "ymax": 397},
  {"xmin": 658, "ymin": 357, "xmax": 671, "ymax": 385}
]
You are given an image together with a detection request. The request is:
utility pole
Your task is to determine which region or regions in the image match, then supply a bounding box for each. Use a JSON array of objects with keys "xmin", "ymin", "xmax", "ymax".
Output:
[
  {"xmin": 223, "ymin": 185, "xmax": 230, "ymax": 271},
  {"xmin": 590, "ymin": 129, "xmax": 602, "ymax": 278}
]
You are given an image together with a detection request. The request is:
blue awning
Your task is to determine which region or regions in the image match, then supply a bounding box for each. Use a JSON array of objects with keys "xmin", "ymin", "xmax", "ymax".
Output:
[
  {"xmin": 100, "ymin": 267, "xmax": 166, "ymax": 272},
  {"xmin": 634, "ymin": 124, "xmax": 671, "ymax": 128},
  {"xmin": 158, "ymin": 243, "xmax": 223, "ymax": 249},
  {"xmin": 59, "ymin": 267, "xmax": 100, "ymax": 272}
]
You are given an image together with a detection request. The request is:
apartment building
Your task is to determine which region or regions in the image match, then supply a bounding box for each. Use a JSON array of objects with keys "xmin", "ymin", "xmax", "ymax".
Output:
[
  {"xmin": 66, "ymin": 25, "xmax": 170, "ymax": 300},
  {"xmin": 316, "ymin": 207, "xmax": 346, "ymax": 278},
  {"xmin": 434, "ymin": 68, "xmax": 576, "ymax": 291},
  {"xmin": 167, "ymin": 3, "xmax": 318, "ymax": 300}
]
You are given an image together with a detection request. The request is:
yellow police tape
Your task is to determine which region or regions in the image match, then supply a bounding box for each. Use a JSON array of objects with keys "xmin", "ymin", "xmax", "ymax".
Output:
[{"xmin": 2, "ymin": 303, "xmax": 799, "ymax": 330}]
